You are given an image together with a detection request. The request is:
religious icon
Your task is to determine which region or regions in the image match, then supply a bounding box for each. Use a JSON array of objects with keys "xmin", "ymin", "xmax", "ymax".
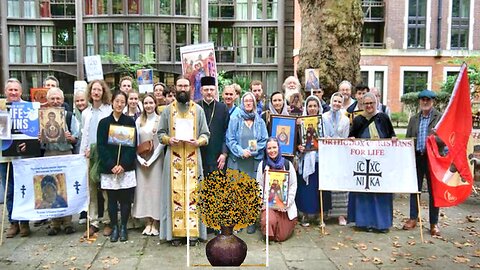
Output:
[
  {"xmin": 270, "ymin": 115, "xmax": 297, "ymax": 156},
  {"xmin": 108, "ymin": 125, "xmax": 135, "ymax": 147},
  {"xmin": 30, "ymin": 88, "xmax": 48, "ymax": 106},
  {"xmin": 304, "ymin": 68, "xmax": 320, "ymax": 92},
  {"xmin": 299, "ymin": 115, "xmax": 323, "ymax": 151},
  {"xmin": 0, "ymin": 111, "xmax": 11, "ymax": 140},
  {"xmin": 39, "ymin": 107, "xmax": 66, "ymax": 144},
  {"xmin": 265, "ymin": 170, "xmax": 289, "ymax": 210},
  {"xmin": 345, "ymin": 109, "xmax": 364, "ymax": 125},
  {"xmin": 276, "ymin": 126, "xmax": 290, "ymax": 145},
  {"xmin": 34, "ymin": 174, "xmax": 68, "ymax": 209},
  {"xmin": 248, "ymin": 139, "xmax": 257, "ymax": 151}
]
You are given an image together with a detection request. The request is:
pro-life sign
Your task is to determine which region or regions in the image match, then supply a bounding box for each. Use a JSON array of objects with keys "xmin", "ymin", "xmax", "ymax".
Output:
[{"xmin": 318, "ymin": 139, "xmax": 418, "ymax": 193}]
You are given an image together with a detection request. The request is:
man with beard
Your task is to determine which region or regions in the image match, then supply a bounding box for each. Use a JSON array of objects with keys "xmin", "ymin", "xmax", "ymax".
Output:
[{"xmin": 158, "ymin": 75, "xmax": 210, "ymax": 246}]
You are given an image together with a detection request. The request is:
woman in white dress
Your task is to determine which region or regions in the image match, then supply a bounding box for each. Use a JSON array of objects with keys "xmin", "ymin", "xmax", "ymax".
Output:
[{"xmin": 132, "ymin": 94, "xmax": 164, "ymax": 236}]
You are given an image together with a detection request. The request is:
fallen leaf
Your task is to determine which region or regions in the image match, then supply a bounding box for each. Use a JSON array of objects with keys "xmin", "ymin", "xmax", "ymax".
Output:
[
  {"xmin": 390, "ymin": 258, "xmax": 397, "ymax": 262},
  {"xmin": 331, "ymin": 246, "xmax": 340, "ymax": 250},
  {"xmin": 407, "ymin": 240, "xmax": 416, "ymax": 246},
  {"xmin": 361, "ymin": 258, "xmax": 371, "ymax": 262},
  {"xmin": 454, "ymin": 255, "xmax": 471, "ymax": 264},
  {"xmin": 373, "ymin": 247, "xmax": 381, "ymax": 251},
  {"xmin": 466, "ymin": 215, "xmax": 480, "ymax": 222},
  {"xmin": 473, "ymin": 249, "xmax": 480, "ymax": 257},
  {"xmin": 355, "ymin": 243, "xmax": 368, "ymax": 250},
  {"xmin": 392, "ymin": 241, "xmax": 402, "ymax": 248},
  {"xmin": 372, "ymin": 257, "xmax": 383, "ymax": 265},
  {"xmin": 347, "ymin": 262, "xmax": 353, "ymax": 266},
  {"xmin": 470, "ymin": 263, "xmax": 480, "ymax": 268}
]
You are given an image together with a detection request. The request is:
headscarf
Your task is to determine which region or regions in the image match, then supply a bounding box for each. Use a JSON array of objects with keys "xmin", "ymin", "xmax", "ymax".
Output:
[
  {"xmin": 301, "ymin": 95, "xmax": 322, "ymax": 184},
  {"xmin": 268, "ymin": 92, "xmax": 289, "ymax": 115},
  {"xmin": 302, "ymin": 95, "xmax": 323, "ymax": 116},
  {"xmin": 239, "ymin": 92, "xmax": 257, "ymax": 120},
  {"xmin": 361, "ymin": 92, "xmax": 378, "ymax": 120},
  {"xmin": 265, "ymin": 137, "xmax": 286, "ymax": 170}
]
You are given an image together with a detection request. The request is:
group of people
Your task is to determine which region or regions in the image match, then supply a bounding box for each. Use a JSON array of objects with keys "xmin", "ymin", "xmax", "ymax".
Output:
[{"xmin": 1, "ymin": 73, "xmax": 442, "ymax": 246}]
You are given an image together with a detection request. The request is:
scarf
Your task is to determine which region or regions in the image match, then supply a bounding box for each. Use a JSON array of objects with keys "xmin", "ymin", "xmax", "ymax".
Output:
[
  {"xmin": 265, "ymin": 140, "xmax": 286, "ymax": 169},
  {"xmin": 239, "ymin": 92, "xmax": 257, "ymax": 120}
]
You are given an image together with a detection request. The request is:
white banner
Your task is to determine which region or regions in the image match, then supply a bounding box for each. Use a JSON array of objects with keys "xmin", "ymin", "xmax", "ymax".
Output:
[
  {"xmin": 12, "ymin": 155, "xmax": 88, "ymax": 220},
  {"xmin": 84, "ymin": 55, "xmax": 104, "ymax": 82},
  {"xmin": 318, "ymin": 139, "xmax": 418, "ymax": 193}
]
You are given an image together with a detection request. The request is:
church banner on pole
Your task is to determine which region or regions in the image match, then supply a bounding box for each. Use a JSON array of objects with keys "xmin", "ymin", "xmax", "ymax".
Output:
[
  {"xmin": 318, "ymin": 139, "xmax": 418, "ymax": 193},
  {"xmin": 11, "ymin": 154, "xmax": 88, "ymax": 221}
]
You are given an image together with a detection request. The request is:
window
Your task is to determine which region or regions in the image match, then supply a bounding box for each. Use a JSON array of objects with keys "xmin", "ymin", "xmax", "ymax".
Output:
[
  {"xmin": 450, "ymin": 0, "xmax": 469, "ymax": 49},
  {"xmin": 160, "ymin": 0, "xmax": 171, "ymax": 15},
  {"xmin": 128, "ymin": 0, "xmax": 139, "ymax": 14},
  {"xmin": 266, "ymin": 0, "xmax": 277, "ymax": 19},
  {"xmin": 97, "ymin": 0, "xmax": 107, "ymax": 15},
  {"xmin": 9, "ymin": 26, "xmax": 21, "ymax": 63},
  {"xmin": 85, "ymin": 0, "xmax": 93, "ymax": 15},
  {"xmin": 209, "ymin": 27, "xmax": 234, "ymax": 62},
  {"xmin": 144, "ymin": 24, "xmax": 155, "ymax": 55},
  {"xmin": 252, "ymin": 1, "xmax": 262, "ymax": 19},
  {"xmin": 85, "ymin": 24, "xmax": 94, "ymax": 56},
  {"xmin": 128, "ymin": 24, "xmax": 140, "ymax": 61},
  {"xmin": 113, "ymin": 24, "xmax": 124, "ymax": 54},
  {"xmin": 236, "ymin": 28, "xmax": 248, "ymax": 64},
  {"xmin": 236, "ymin": 0, "xmax": 248, "ymax": 20},
  {"xmin": 252, "ymin": 0, "xmax": 277, "ymax": 20},
  {"xmin": 190, "ymin": 0, "xmax": 200, "ymax": 16},
  {"xmin": 191, "ymin": 24, "xmax": 200, "ymax": 44},
  {"xmin": 24, "ymin": 0, "xmax": 37, "ymax": 18},
  {"xmin": 209, "ymin": 0, "xmax": 234, "ymax": 19},
  {"xmin": 175, "ymin": 0, "xmax": 186, "ymax": 15},
  {"xmin": 265, "ymin": 27, "xmax": 277, "ymax": 63},
  {"xmin": 98, "ymin": 24, "xmax": 109, "ymax": 55},
  {"xmin": 407, "ymin": 0, "xmax": 426, "ymax": 48},
  {"xmin": 403, "ymin": 71, "xmax": 428, "ymax": 94},
  {"xmin": 41, "ymin": 27, "xmax": 53, "ymax": 63},
  {"xmin": 252, "ymin": 28, "xmax": 262, "ymax": 63},
  {"xmin": 113, "ymin": 0, "xmax": 123, "ymax": 14},
  {"xmin": 175, "ymin": 24, "xmax": 186, "ymax": 61},
  {"xmin": 158, "ymin": 24, "xmax": 171, "ymax": 61},
  {"xmin": 361, "ymin": 66, "xmax": 389, "ymax": 102},
  {"xmin": 266, "ymin": 71, "xmax": 277, "ymax": 97},
  {"xmin": 7, "ymin": 0, "xmax": 20, "ymax": 17},
  {"xmin": 26, "ymin": 27, "xmax": 37, "ymax": 63},
  {"xmin": 143, "ymin": 0, "xmax": 154, "ymax": 14},
  {"xmin": 51, "ymin": 0, "xmax": 75, "ymax": 17}
]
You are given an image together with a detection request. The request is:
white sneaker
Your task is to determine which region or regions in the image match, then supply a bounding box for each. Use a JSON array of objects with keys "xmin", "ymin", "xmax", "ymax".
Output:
[
  {"xmin": 78, "ymin": 218, "xmax": 87, "ymax": 225},
  {"xmin": 142, "ymin": 225, "xmax": 152, "ymax": 235}
]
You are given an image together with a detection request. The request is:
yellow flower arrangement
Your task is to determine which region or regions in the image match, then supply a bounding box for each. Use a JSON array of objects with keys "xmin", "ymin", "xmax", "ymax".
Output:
[{"xmin": 198, "ymin": 169, "xmax": 262, "ymax": 231}]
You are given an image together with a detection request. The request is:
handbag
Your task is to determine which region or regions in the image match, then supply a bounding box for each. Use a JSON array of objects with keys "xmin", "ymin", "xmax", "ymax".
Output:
[{"xmin": 137, "ymin": 140, "xmax": 153, "ymax": 157}]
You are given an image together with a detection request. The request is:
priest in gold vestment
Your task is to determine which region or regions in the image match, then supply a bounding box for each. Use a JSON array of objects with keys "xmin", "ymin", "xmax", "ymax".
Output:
[{"xmin": 158, "ymin": 76, "xmax": 210, "ymax": 246}]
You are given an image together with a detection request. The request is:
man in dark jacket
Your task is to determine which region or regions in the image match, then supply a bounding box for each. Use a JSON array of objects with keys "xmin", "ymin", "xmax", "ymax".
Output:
[{"xmin": 403, "ymin": 89, "xmax": 443, "ymax": 236}]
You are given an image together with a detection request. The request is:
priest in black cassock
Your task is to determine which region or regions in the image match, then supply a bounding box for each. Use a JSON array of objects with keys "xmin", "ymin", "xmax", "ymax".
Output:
[{"xmin": 198, "ymin": 76, "xmax": 230, "ymax": 177}]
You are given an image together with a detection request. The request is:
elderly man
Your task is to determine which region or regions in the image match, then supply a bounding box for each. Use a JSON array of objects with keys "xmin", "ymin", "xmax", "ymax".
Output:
[
  {"xmin": 282, "ymin": 76, "xmax": 301, "ymax": 103},
  {"xmin": 158, "ymin": 75, "xmax": 210, "ymax": 246},
  {"xmin": 197, "ymin": 76, "xmax": 230, "ymax": 176},
  {"xmin": 42, "ymin": 87, "xmax": 79, "ymax": 235},
  {"xmin": 403, "ymin": 90, "xmax": 442, "ymax": 236},
  {"xmin": 339, "ymin": 80, "xmax": 355, "ymax": 110},
  {"xmin": 1, "ymin": 78, "xmax": 31, "ymax": 238}
]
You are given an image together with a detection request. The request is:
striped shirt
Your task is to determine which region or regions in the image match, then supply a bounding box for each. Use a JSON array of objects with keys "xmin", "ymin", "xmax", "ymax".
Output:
[{"xmin": 416, "ymin": 110, "xmax": 432, "ymax": 152}]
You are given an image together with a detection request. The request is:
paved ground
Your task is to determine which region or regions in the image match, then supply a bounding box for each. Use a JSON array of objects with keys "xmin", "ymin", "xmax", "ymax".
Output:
[{"xmin": 0, "ymin": 189, "xmax": 479, "ymax": 270}]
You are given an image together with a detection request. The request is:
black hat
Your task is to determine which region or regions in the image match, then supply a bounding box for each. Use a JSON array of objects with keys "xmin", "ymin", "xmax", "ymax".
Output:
[{"xmin": 201, "ymin": 76, "xmax": 216, "ymax": 87}]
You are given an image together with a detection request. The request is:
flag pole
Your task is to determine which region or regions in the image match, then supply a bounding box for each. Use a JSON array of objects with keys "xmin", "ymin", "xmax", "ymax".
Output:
[
  {"xmin": 319, "ymin": 190, "xmax": 324, "ymax": 235},
  {"xmin": 86, "ymin": 156, "xmax": 91, "ymax": 241},
  {"xmin": 0, "ymin": 162, "xmax": 11, "ymax": 246},
  {"xmin": 416, "ymin": 193, "xmax": 424, "ymax": 243}
]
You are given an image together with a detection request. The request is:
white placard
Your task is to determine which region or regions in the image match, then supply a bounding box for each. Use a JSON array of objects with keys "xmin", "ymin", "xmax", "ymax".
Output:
[
  {"xmin": 318, "ymin": 139, "xmax": 418, "ymax": 193},
  {"xmin": 84, "ymin": 55, "xmax": 104, "ymax": 82},
  {"xmin": 175, "ymin": 118, "xmax": 194, "ymax": 141}
]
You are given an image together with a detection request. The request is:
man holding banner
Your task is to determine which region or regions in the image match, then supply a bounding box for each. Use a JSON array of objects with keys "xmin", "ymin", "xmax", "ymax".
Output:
[{"xmin": 403, "ymin": 90, "xmax": 442, "ymax": 236}]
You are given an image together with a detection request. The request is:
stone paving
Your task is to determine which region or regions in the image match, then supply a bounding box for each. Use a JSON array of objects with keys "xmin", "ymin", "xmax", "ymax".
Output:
[{"xmin": 0, "ymin": 191, "xmax": 479, "ymax": 270}]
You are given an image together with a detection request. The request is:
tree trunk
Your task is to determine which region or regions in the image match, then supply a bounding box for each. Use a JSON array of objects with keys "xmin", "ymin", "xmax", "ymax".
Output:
[{"xmin": 297, "ymin": 0, "xmax": 363, "ymax": 96}]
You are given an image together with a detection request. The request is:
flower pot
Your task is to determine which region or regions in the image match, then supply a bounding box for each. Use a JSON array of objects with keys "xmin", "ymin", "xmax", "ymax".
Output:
[{"xmin": 205, "ymin": 226, "xmax": 247, "ymax": 266}]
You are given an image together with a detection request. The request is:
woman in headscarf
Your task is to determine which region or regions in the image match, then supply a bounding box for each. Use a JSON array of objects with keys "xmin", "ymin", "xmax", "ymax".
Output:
[
  {"xmin": 295, "ymin": 95, "xmax": 331, "ymax": 227},
  {"xmin": 226, "ymin": 92, "xmax": 268, "ymax": 234},
  {"xmin": 348, "ymin": 92, "xmax": 396, "ymax": 233},
  {"xmin": 322, "ymin": 92, "xmax": 351, "ymax": 226},
  {"xmin": 256, "ymin": 137, "xmax": 297, "ymax": 242},
  {"xmin": 261, "ymin": 91, "xmax": 289, "ymax": 130}
]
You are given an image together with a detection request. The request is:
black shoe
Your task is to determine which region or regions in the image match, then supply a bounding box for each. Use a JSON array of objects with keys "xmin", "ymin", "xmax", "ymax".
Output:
[
  {"xmin": 47, "ymin": 227, "xmax": 60, "ymax": 236},
  {"xmin": 171, "ymin": 239, "xmax": 182, "ymax": 246},
  {"xmin": 189, "ymin": 238, "xmax": 198, "ymax": 247},
  {"xmin": 34, "ymin": 219, "xmax": 48, "ymax": 227},
  {"xmin": 110, "ymin": 225, "xmax": 119, "ymax": 242},
  {"xmin": 247, "ymin": 225, "xmax": 256, "ymax": 234},
  {"xmin": 119, "ymin": 225, "xmax": 128, "ymax": 242},
  {"xmin": 64, "ymin": 226, "xmax": 76, "ymax": 235}
]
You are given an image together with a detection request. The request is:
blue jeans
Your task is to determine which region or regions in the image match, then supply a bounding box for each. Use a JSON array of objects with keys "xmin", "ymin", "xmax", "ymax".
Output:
[
  {"xmin": 1, "ymin": 162, "xmax": 28, "ymax": 224},
  {"xmin": 409, "ymin": 153, "xmax": 439, "ymax": 225}
]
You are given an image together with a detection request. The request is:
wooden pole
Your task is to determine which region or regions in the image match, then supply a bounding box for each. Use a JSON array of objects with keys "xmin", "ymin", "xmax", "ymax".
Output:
[
  {"xmin": 416, "ymin": 193, "xmax": 424, "ymax": 243},
  {"xmin": 266, "ymin": 170, "xmax": 269, "ymax": 267},
  {"xmin": 114, "ymin": 144, "xmax": 122, "ymax": 181},
  {"xmin": 86, "ymin": 157, "xmax": 91, "ymax": 241},
  {"xmin": 0, "ymin": 162, "xmax": 11, "ymax": 246},
  {"xmin": 319, "ymin": 190, "xmax": 324, "ymax": 235}
]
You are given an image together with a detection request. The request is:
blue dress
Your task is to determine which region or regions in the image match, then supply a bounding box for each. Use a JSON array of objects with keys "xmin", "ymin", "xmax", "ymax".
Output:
[
  {"xmin": 296, "ymin": 161, "xmax": 332, "ymax": 215},
  {"xmin": 347, "ymin": 113, "xmax": 395, "ymax": 230}
]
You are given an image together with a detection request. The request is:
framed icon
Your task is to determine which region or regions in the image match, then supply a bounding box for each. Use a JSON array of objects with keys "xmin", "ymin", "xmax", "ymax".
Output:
[
  {"xmin": 298, "ymin": 115, "xmax": 324, "ymax": 151},
  {"xmin": 270, "ymin": 115, "xmax": 297, "ymax": 156}
]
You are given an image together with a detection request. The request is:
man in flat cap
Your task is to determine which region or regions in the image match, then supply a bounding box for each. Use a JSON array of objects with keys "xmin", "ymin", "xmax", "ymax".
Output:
[
  {"xmin": 403, "ymin": 89, "xmax": 443, "ymax": 236},
  {"xmin": 197, "ymin": 76, "xmax": 230, "ymax": 177}
]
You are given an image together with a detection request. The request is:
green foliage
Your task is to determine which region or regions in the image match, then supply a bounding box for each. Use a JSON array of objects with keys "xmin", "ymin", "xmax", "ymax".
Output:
[
  {"xmin": 390, "ymin": 112, "xmax": 408, "ymax": 127},
  {"xmin": 216, "ymin": 71, "xmax": 250, "ymax": 100},
  {"xmin": 438, "ymin": 57, "xmax": 480, "ymax": 94},
  {"xmin": 440, "ymin": 75, "xmax": 457, "ymax": 94},
  {"xmin": 401, "ymin": 91, "xmax": 451, "ymax": 115},
  {"xmin": 102, "ymin": 51, "xmax": 156, "ymax": 77}
]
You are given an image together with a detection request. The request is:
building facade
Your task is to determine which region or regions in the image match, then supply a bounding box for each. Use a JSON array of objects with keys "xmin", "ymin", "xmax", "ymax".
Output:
[
  {"xmin": 293, "ymin": 0, "xmax": 480, "ymax": 112},
  {"xmin": 0, "ymin": 0, "xmax": 295, "ymax": 103}
]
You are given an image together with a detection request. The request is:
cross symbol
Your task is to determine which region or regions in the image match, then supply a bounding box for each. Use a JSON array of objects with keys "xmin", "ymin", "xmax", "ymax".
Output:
[
  {"xmin": 353, "ymin": 159, "xmax": 382, "ymax": 190},
  {"xmin": 73, "ymin": 181, "xmax": 81, "ymax": 194},
  {"xmin": 20, "ymin": 185, "xmax": 26, "ymax": 198}
]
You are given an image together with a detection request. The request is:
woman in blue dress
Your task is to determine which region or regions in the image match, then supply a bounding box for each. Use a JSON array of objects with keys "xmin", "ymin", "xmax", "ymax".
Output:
[
  {"xmin": 347, "ymin": 92, "xmax": 397, "ymax": 232},
  {"xmin": 295, "ymin": 95, "xmax": 331, "ymax": 227}
]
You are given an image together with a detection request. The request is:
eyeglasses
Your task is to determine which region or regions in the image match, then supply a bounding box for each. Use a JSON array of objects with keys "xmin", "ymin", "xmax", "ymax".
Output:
[{"xmin": 363, "ymin": 102, "xmax": 374, "ymax": 106}]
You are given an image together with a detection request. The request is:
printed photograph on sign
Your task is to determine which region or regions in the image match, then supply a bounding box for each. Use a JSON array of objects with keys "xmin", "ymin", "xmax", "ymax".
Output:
[
  {"xmin": 30, "ymin": 88, "xmax": 49, "ymax": 107},
  {"xmin": 108, "ymin": 125, "xmax": 135, "ymax": 147},
  {"xmin": 34, "ymin": 174, "xmax": 68, "ymax": 209},
  {"xmin": 299, "ymin": 115, "xmax": 323, "ymax": 151},
  {"xmin": 304, "ymin": 69, "xmax": 320, "ymax": 92},
  {"xmin": 39, "ymin": 107, "xmax": 66, "ymax": 144},
  {"xmin": 270, "ymin": 115, "xmax": 297, "ymax": 156},
  {"xmin": 136, "ymin": 69, "xmax": 154, "ymax": 93},
  {"xmin": 0, "ymin": 111, "xmax": 11, "ymax": 140},
  {"xmin": 265, "ymin": 170, "xmax": 289, "ymax": 210}
]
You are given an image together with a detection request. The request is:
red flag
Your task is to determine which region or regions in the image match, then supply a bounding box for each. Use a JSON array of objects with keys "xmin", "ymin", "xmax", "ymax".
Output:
[{"xmin": 426, "ymin": 63, "xmax": 473, "ymax": 207}]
